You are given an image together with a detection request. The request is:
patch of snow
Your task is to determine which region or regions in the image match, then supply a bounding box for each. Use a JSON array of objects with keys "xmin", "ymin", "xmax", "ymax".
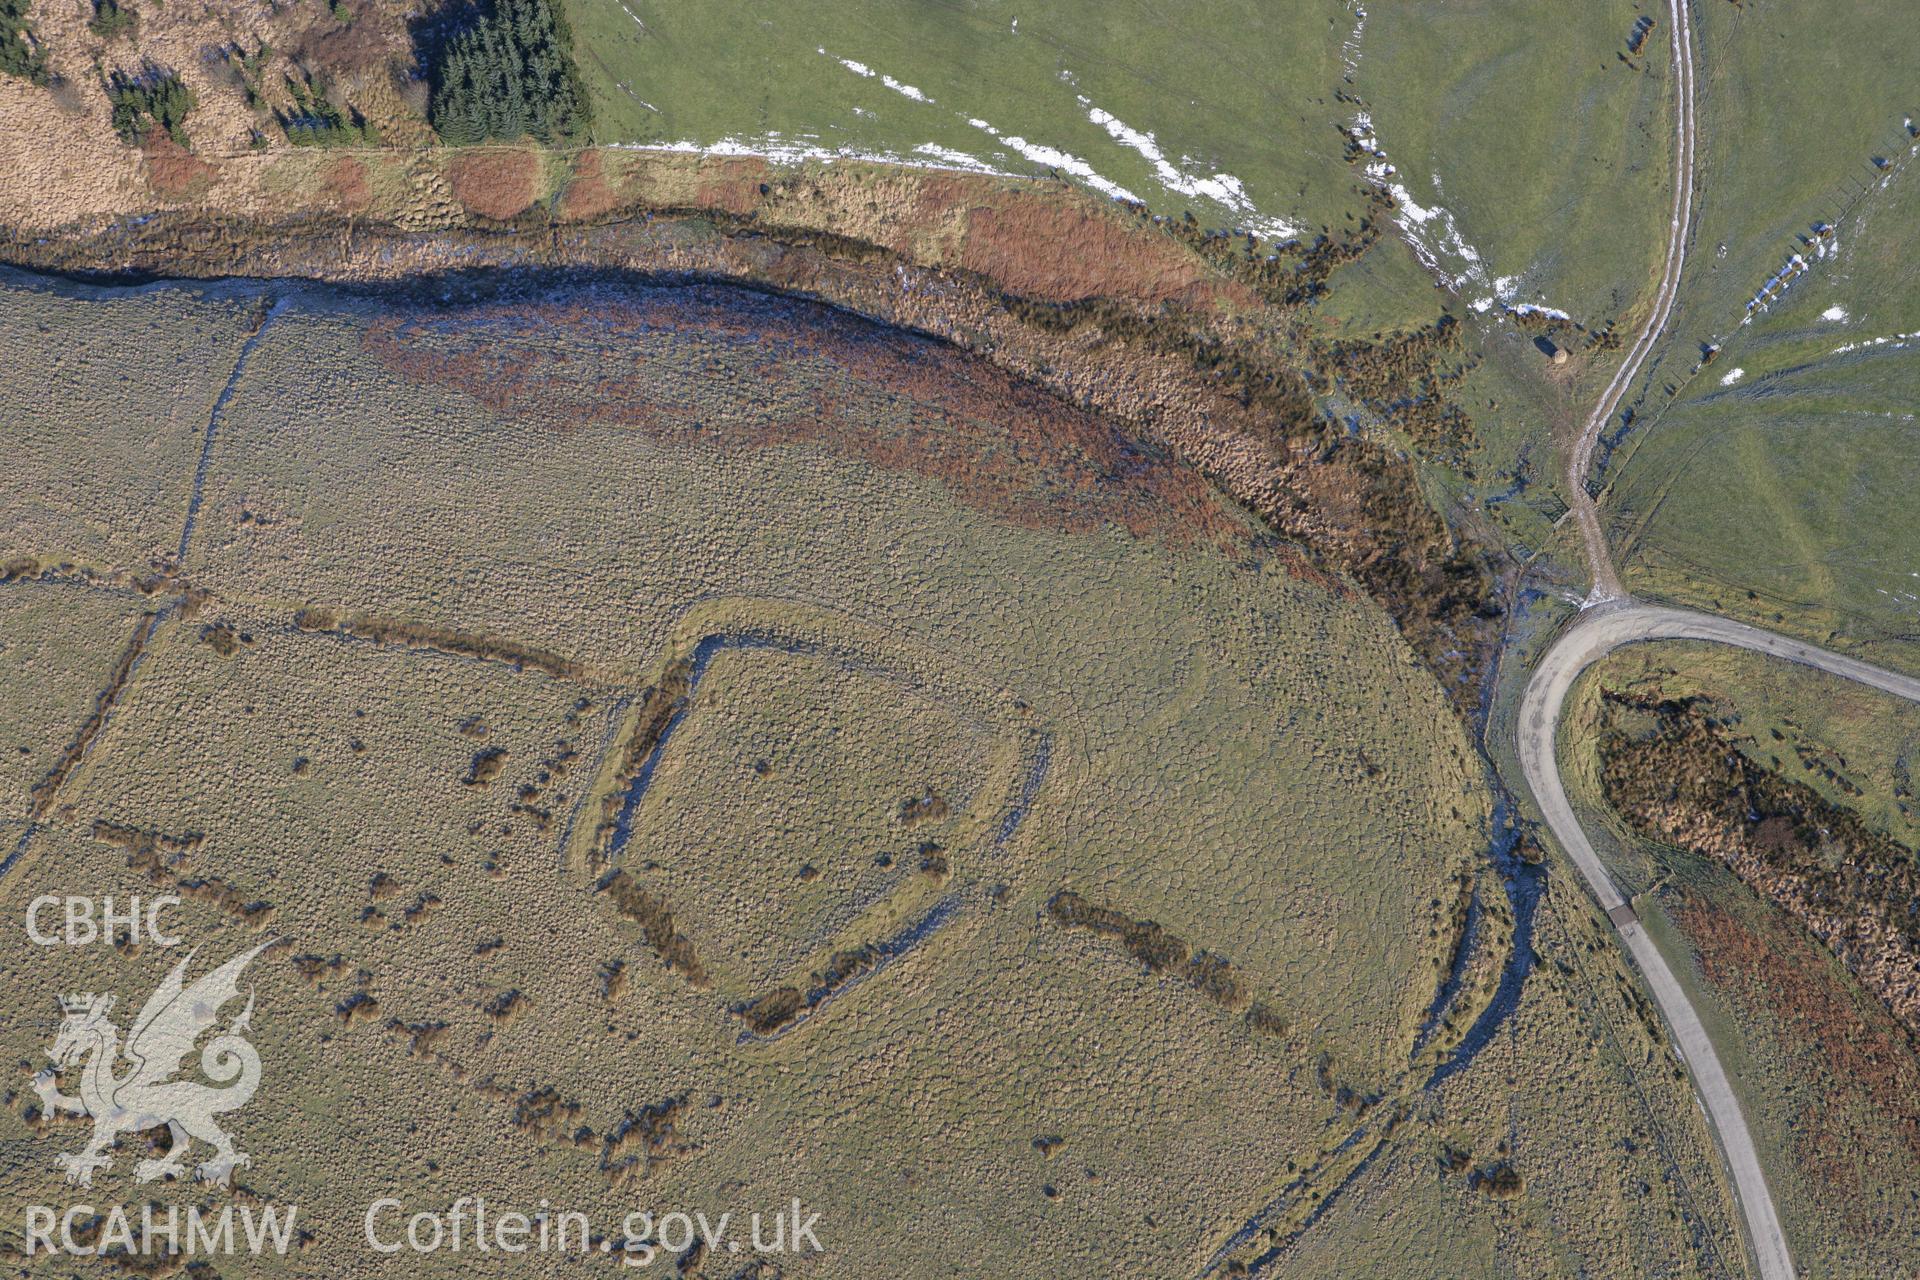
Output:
[
  {"xmin": 614, "ymin": 83, "xmax": 658, "ymax": 113},
  {"xmin": 822, "ymin": 50, "xmax": 931, "ymax": 102},
  {"xmin": 1339, "ymin": 3, "xmax": 1368, "ymax": 79},
  {"xmin": 1084, "ymin": 105, "xmax": 1168, "ymax": 170},
  {"xmin": 817, "ymin": 46, "xmax": 1300, "ymax": 235},
  {"xmin": 1821, "ymin": 305, "xmax": 1848, "ymax": 322},
  {"xmin": 1832, "ymin": 329, "xmax": 1920, "ymax": 356},
  {"xmin": 1719, "ymin": 367, "xmax": 1745, "ymax": 386},
  {"xmin": 1742, "ymin": 253, "xmax": 1810, "ymax": 323},
  {"xmin": 881, "ymin": 74, "xmax": 932, "ymax": 103},
  {"xmin": 1380, "ymin": 173, "xmax": 1489, "ymax": 291},
  {"xmin": 609, "ymin": 135, "xmax": 1007, "ymax": 180},
  {"xmin": 910, "ymin": 142, "xmax": 1001, "ymax": 173},
  {"xmin": 612, "ymin": 0, "xmax": 645, "ymax": 31}
]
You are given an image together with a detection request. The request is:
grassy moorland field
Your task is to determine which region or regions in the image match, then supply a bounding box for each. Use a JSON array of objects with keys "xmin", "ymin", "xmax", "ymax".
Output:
[
  {"xmin": 1594, "ymin": 0, "xmax": 1920, "ymax": 665},
  {"xmin": 563, "ymin": 0, "xmax": 1680, "ymax": 325},
  {"xmin": 1358, "ymin": 0, "xmax": 1673, "ymax": 328},
  {"xmin": 1604, "ymin": 142, "xmax": 1920, "ymax": 666},
  {"xmin": 0, "ymin": 280, "xmax": 263, "ymax": 570},
  {"xmin": 0, "ymin": 268, "xmax": 1755, "ymax": 1277},
  {"xmin": 1609, "ymin": 0, "xmax": 1920, "ymax": 402},
  {"xmin": 1559, "ymin": 641, "xmax": 1920, "ymax": 1276}
]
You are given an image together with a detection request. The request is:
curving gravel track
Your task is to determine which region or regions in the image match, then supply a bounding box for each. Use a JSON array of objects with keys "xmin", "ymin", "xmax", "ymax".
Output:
[
  {"xmin": 1519, "ymin": 605, "xmax": 1920, "ymax": 1279},
  {"xmin": 1565, "ymin": 0, "xmax": 1696, "ymax": 605},
  {"xmin": 1518, "ymin": 2, "xmax": 1816, "ymax": 1276}
]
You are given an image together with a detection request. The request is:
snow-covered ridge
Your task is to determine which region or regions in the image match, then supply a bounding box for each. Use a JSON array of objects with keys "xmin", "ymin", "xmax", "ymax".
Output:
[
  {"xmin": 964, "ymin": 116, "xmax": 1141, "ymax": 204},
  {"xmin": 1079, "ymin": 99, "xmax": 1296, "ymax": 238}
]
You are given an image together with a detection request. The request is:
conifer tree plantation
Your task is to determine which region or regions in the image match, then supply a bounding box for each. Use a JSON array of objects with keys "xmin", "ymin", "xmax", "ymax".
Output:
[
  {"xmin": 0, "ymin": 0, "xmax": 45, "ymax": 82},
  {"xmin": 425, "ymin": 0, "xmax": 588, "ymax": 145}
]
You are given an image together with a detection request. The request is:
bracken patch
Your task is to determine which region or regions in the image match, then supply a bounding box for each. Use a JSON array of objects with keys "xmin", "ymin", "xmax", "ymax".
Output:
[
  {"xmin": 321, "ymin": 156, "xmax": 371, "ymax": 214},
  {"xmin": 1670, "ymin": 888, "xmax": 1920, "ymax": 1209},
  {"xmin": 1601, "ymin": 691, "xmax": 1920, "ymax": 1039},
  {"xmin": 556, "ymin": 149, "xmax": 618, "ymax": 222},
  {"xmin": 445, "ymin": 150, "xmax": 538, "ymax": 221},
  {"xmin": 141, "ymin": 135, "xmax": 216, "ymax": 202}
]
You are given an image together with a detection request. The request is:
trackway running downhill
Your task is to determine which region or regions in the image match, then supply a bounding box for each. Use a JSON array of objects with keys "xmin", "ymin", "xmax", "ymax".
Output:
[{"xmin": 1513, "ymin": 0, "xmax": 1914, "ymax": 1276}]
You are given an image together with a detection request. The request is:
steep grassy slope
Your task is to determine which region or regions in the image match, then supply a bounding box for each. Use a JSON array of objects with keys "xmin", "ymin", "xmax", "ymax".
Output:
[{"xmin": 563, "ymin": 0, "xmax": 1357, "ymax": 239}]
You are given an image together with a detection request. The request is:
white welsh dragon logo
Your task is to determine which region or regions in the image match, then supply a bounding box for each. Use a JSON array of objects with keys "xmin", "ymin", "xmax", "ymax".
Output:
[{"xmin": 33, "ymin": 941, "xmax": 272, "ymax": 1187}]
